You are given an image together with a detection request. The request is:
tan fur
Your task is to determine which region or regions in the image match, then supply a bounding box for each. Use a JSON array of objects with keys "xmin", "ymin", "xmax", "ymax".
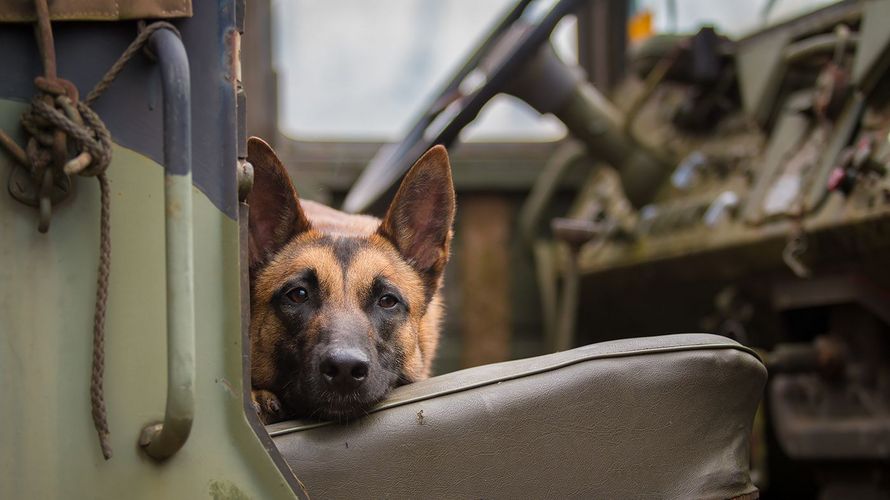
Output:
[
  {"xmin": 250, "ymin": 217, "xmax": 445, "ymax": 389},
  {"xmin": 299, "ymin": 199, "xmax": 380, "ymax": 236},
  {"xmin": 247, "ymin": 138, "xmax": 454, "ymax": 422}
]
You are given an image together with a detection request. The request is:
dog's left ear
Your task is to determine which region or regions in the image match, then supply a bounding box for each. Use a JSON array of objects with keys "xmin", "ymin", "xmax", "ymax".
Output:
[{"xmin": 378, "ymin": 145, "xmax": 456, "ymax": 291}]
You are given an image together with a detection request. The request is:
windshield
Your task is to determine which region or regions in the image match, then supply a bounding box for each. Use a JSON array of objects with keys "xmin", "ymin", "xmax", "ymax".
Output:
[{"xmin": 273, "ymin": 0, "xmax": 576, "ymax": 141}]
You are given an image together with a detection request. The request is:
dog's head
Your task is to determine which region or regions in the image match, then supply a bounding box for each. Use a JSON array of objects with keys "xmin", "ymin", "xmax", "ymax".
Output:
[{"xmin": 246, "ymin": 138, "xmax": 455, "ymax": 420}]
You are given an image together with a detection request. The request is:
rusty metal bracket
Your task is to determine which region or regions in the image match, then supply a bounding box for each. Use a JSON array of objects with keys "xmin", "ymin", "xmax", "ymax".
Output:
[{"xmin": 7, "ymin": 162, "xmax": 71, "ymax": 209}]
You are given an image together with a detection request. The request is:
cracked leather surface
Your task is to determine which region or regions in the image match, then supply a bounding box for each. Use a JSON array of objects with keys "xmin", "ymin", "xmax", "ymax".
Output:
[{"xmin": 271, "ymin": 333, "xmax": 766, "ymax": 499}]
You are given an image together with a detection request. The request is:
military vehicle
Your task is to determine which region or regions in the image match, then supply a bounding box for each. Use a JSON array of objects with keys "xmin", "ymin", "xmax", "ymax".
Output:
[{"xmin": 0, "ymin": 0, "xmax": 885, "ymax": 498}]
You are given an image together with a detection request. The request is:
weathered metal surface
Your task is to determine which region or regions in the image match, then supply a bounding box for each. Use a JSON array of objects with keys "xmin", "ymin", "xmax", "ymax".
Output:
[
  {"xmin": 736, "ymin": 31, "xmax": 792, "ymax": 126},
  {"xmin": 770, "ymin": 373, "xmax": 890, "ymax": 459},
  {"xmin": 741, "ymin": 91, "xmax": 813, "ymax": 224},
  {"xmin": 139, "ymin": 172, "xmax": 195, "ymax": 459},
  {"xmin": 767, "ymin": 302, "xmax": 890, "ymax": 464},
  {"xmin": 771, "ymin": 273, "xmax": 890, "ymax": 327},
  {"xmin": 852, "ymin": 0, "xmax": 890, "ymax": 93},
  {"xmin": 0, "ymin": 3, "xmax": 238, "ymax": 218},
  {"xmin": 734, "ymin": 0, "xmax": 861, "ymax": 125},
  {"xmin": 569, "ymin": 0, "xmax": 890, "ymax": 279},
  {"xmin": 0, "ymin": 0, "xmax": 297, "ymax": 488},
  {"xmin": 0, "ymin": 105, "xmax": 296, "ymax": 497}
]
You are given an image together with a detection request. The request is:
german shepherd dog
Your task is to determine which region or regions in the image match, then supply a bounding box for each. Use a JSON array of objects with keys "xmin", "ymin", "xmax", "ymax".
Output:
[{"xmin": 246, "ymin": 138, "xmax": 455, "ymax": 424}]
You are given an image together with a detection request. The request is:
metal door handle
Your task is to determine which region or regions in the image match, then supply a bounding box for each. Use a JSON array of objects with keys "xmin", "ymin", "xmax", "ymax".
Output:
[{"xmin": 137, "ymin": 27, "xmax": 195, "ymax": 461}]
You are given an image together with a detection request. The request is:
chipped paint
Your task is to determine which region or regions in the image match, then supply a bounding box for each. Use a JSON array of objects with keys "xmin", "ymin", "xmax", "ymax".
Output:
[{"xmin": 209, "ymin": 480, "xmax": 252, "ymax": 500}]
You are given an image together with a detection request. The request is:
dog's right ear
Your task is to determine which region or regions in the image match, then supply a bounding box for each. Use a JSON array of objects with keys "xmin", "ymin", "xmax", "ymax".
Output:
[{"xmin": 246, "ymin": 137, "xmax": 311, "ymax": 270}]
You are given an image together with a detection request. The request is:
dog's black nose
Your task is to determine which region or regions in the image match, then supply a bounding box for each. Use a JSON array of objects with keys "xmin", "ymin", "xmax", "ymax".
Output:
[{"xmin": 320, "ymin": 348, "xmax": 370, "ymax": 392}]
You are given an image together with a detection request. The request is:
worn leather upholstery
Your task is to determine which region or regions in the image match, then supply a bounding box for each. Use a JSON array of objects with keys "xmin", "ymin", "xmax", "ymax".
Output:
[{"xmin": 270, "ymin": 333, "xmax": 766, "ymax": 499}]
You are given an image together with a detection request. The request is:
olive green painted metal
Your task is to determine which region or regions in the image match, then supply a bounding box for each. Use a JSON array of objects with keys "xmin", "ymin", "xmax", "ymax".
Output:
[
  {"xmin": 804, "ymin": 93, "xmax": 866, "ymax": 212},
  {"xmin": 561, "ymin": 2, "xmax": 890, "ymax": 280},
  {"xmin": 741, "ymin": 91, "xmax": 812, "ymax": 224},
  {"xmin": 0, "ymin": 99, "xmax": 297, "ymax": 499},
  {"xmin": 130, "ymin": 22, "xmax": 195, "ymax": 460},
  {"xmin": 137, "ymin": 170, "xmax": 195, "ymax": 461},
  {"xmin": 736, "ymin": 31, "xmax": 791, "ymax": 126},
  {"xmin": 851, "ymin": 0, "xmax": 890, "ymax": 93},
  {"xmin": 136, "ymin": 23, "xmax": 196, "ymax": 463}
]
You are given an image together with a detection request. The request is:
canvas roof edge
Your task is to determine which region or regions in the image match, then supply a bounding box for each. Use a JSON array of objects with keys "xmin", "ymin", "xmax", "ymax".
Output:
[{"xmin": 0, "ymin": 0, "xmax": 191, "ymax": 22}]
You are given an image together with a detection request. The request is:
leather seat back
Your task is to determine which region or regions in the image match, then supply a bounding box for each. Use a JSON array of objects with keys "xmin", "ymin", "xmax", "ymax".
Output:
[{"xmin": 270, "ymin": 334, "xmax": 766, "ymax": 499}]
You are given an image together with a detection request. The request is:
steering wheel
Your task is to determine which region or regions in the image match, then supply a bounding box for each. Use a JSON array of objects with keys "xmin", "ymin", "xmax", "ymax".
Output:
[{"xmin": 342, "ymin": 0, "xmax": 585, "ymax": 213}]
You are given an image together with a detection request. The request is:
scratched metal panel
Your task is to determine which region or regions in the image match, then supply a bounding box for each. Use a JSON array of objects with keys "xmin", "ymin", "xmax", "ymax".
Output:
[
  {"xmin": 0, "ymin": 0, "xmax": 237, "ymax": 218},
  {"xmin": 0, "ymin": 0, "xmax": 303, "ymax": 497}
]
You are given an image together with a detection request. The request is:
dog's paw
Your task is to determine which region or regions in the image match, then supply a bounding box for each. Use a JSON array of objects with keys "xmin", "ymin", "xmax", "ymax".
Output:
[{"xmin": 251, "ymin": 389, "xmax": 285, "ymax": 424}]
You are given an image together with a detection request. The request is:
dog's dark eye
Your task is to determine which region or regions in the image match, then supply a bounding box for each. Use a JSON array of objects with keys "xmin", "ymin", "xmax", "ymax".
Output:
[
  {"xmin": 377, "ymin": 294, "xmax": 399, "ymax": 309},
  {"xmin": 286, "ymin": 287, "xmax": 309, "ymax": 304}
]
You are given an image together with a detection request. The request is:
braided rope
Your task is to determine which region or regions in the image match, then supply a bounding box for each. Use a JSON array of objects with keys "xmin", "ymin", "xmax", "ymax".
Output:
[
  {"xmin": 85, "ymin": 22, "xmax": 179, "ymax": 106},
  {"xmin": 91, "ymin": 172, "xmax": 112, "ymax": 460}
]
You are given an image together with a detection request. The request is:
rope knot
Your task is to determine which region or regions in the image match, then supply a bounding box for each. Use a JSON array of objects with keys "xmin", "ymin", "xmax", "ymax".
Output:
[{"xmin": 21, "ymin": 75, "xmax": 113, "ymax": 179}]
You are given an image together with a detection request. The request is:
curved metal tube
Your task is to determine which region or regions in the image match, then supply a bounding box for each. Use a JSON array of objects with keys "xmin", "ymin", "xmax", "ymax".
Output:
[{"xmin": 137, "ymin": 27, "xmax": 195, "ymax": 461}]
